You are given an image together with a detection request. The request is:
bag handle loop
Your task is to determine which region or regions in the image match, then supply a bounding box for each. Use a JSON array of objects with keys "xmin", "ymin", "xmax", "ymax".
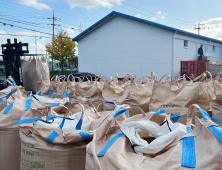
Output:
[
  {"xmin": 67, "ymin": 74, "xmax": 75, "ymax": 82},
  {"xmin": 138, "ymin": 76, "xmax": 144, "ymax": 84},
  {"xmin": 158, "ymin": 74, "xmax": 170, "ymax": 83},
  {"xmin": 113, "ymin": 106, "xmax": 145, "ymax": 119},
  {"xmin": 124, "ymin": 73, "xmax": 136, "ymax": 82},
  {"xmin": 78, "ymin": 76, "xmax": 84, "ymax": 82},
  {"xmin": 50, "ymin": 75, "xmax": 58, "ymax": 81}
]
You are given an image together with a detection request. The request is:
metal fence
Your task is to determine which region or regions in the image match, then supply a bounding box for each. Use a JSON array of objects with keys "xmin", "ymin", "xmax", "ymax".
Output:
[{"xmin": 50, "ymin": 67, "xmax": 78, "ymax": 79}]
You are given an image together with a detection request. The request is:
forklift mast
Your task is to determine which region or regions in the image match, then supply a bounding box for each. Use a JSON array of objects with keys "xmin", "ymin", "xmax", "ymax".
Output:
[{"xmin": 1, "ymin": 38, "xmax": 29, "ymax": 86}]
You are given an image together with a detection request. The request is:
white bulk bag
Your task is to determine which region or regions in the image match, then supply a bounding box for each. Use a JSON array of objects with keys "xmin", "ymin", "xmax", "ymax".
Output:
[
  {"xmin": 120, "ymin": 115, "xmax": 186, "ymax": 155},
  {"xmin": 33, "ymin": 112, "xmax": 91, "ymax": 131},
  {"xmin": 21, "ymin": 57, "xmax": 50, "ymax": 93}
]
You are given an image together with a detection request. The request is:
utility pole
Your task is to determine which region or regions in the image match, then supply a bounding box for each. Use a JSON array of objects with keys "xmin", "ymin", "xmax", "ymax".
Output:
[
  {"xmin": 34, "ymin": 36, "xmax": 42, "ymax": 56},
  {"xmin": 53, "ymin": 10, "xmax": 54, "ymax": 41},
  {"xmin": 52, "ymin": 10, "xmax": 54, "ymax": 70},
  {"xmin": 35, "ymin": 36, "xmax": 37, "ymax": 55},
  {"xmin": 194, "ymin": 23, "xmax": 205, "ymax": 35},
  {"xmin": 80, "ymin": 22, "xmax": 83, "ymax": 32},
  {"xmin": 47, "ymin": 10, "xmax": 61, "ymax": 71},
  {"xmin": 71, "ymin": 22, "xmax": 83, "ymax": 33}
]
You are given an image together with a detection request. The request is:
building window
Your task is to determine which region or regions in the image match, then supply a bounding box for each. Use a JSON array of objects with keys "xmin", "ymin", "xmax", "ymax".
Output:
[
  {"xmin": 213, "ymin": 46, "xmax": 215, "ymax": 52},
  {"xmin": 184, "ymin": 40, "xmax": 188, "ymax": 48}
]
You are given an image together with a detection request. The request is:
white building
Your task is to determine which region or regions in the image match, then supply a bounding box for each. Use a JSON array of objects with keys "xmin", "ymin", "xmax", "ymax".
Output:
[{"xmin": 72, "ymin": 11, "xmax": 222, "ymax": 80}]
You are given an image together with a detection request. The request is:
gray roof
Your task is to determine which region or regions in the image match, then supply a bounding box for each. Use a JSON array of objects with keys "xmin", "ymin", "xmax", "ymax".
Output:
[{"xmin": 72, "ymin": 11, "xmax": 222, "ymax": 43}]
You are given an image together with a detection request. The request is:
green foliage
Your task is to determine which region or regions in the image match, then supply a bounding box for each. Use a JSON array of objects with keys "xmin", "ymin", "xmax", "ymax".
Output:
[
  {"xmin": 45, "ymin": 30, "xmax": 76, "ymax": 62},
  {"xmin": 71, "ymin": 56, "xmax": 78, "ymax": 67}
]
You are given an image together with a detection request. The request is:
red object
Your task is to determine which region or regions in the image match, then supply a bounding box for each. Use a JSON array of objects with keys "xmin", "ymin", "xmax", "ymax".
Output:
[{"xmin": 180, "ymin": 60, "xmax": 209, "ymax": 79}]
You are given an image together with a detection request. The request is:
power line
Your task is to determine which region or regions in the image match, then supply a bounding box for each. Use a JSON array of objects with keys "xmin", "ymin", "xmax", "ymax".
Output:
[
  {"xmin": 0, "ymin": 12, "xmax": 60, "ymax": 33},
  {"xmin": 115, "ymin": 0, "xmax": 196, "ymax": 24},
  {"xmin": 0, "ymin": 0, "xmax": 212, "ymax": 29},
  {"xmin": 57, "ymin": 19, "xmax": 90, "ymax": 28},
  {"xmin": 7, "ymin": 0, "xmax": 94, "ymax": 24},
  {"xmin": 0, "ymin": 17, "xmax": 55, "ymax": 33},
  {"xmin": 54, "ymin": 10, "xmax": 96, "ymax": 24},
  {"xmin": 0, "ymin": 1, "xmax": 91, "ymax": 27},
  {"xmin": 0, "ymin": 14, "xmax": 77, "ymax": 36},
  {"xmin": 0, "ymin": 13, "xmax": 47, "ymax": 19},
  {"xmin": 3, "ymin": 0, "xmax": 218, "ymax": 37},
  {"xmin": 194, "ymin": 23, "xmax": 206, "ymax": 35},
  {"xmin": 0, "ymin": 21, "xmax": 51, "ymax": 35},
  {"xmin": 119, "ymin": 0, "xmax": 194, "ymax": 24},
  {"xmin": 0, "ymin": 7, "xmax": 86, "ymax": 33},
  {"xmin": 0, "ymin": 22, "xmax": 73, "ymax": 39},
  {"xmin": 0, "ymin": 1, "xmax": 52, "ymax": 17},
  {"xmin": 0, "ymin": 15, "xmax": 48, "ymax": 25},
  {"xmin": 0, "ymin": 33, "xmax": 50, "ymax": 38},
  {"xmin": 100, "ymin": 0, "xmax": 195, "ymax": 25}
]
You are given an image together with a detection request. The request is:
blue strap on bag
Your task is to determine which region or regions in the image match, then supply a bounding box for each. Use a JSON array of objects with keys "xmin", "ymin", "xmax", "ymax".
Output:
[
  {"xmin": 17, "ymin": 117, "xmax": 42, "ymax": 125},
  {"xmin": 96, "ymin": 108, "xmax": 131, "ymax": 157},
  {"xmin": 76, "ymin": 119, "xmax": 83, "ymax": 130},
  {"xmin": 181, "ymin": 107, "xmax": 222, "ymax": 168},
  {"xmin": 79, "ymin": 132, "xmax": 91, "ymax": 141},
  {"xmin": 0, "ymin": 90, "xmax": 15, "ymax": 103},
  {"xmin": 75, "ymin": 100, "xmax": 89, "ymax": 130},
  {"xmin": 1, "ymin": 88, "xmax": 19, "ymax": 113},
  {"xmin": 171, "ymin": 113, "xmax": 180, "ymax": 123},
  {"xmin": 208, "ymin": 126, "xmax": 222, "ymax": 145},
  {"xmin": 113, "ymin": 109, "xmax": 127, "ymax": 118},
  {"xmin": 17, "ymin": 103, "xmax": 62, "ymax": 125},
  {"xmin": 7, "ymin": 79, "xmax": 20, "ymax": 96},
  {"xmin": 48, "ymin": 90, "xmax": 53, "ymax": 97},
  {"xmin": 47, "ymin": 103, "xmax": 60, "ymax": 107},
  {"xmin": 65, "ymin": 90, "xmax": 69, "ymax": 98},
  {"xmin": 5, "ymin": 92, "xmax": 12, "ymax": 100},
  {"xmin": 38, "ymin": 103, "xmax": 60, "ymax": 109},
  {"xmin": 154, "ymin": 109, "xmax": 165, "ymax": 115},
  {"xmin": 58, "ymin": 102, "xmax": 69, "ymax": 113},
  {"xmin": 113, "ymin": 107, "xmax": 166, "ymax": 119},
  {"xmin": 25, "ymin": 94, "xmax": 32, "ymax": 111},
  {"xmin": 3, "ymin": 102, "xmax": 14, "ymax": 114},
  {"xmin": 47, "ymin": 117, "xmax": 66, "ymax": 144},
  {"xmin": 17, "ymin": 116, "xmax": 60, "ymax": 125},
  {"xmin": 97, "ymin": 133, "xmax": 124, "ymax": 157},
  {"xmin": 211, "ymin": 117, "xmax": 222, "ymax": 123},
  {"xmin": 198, "ymin": 108, "xmax": 222, "ymax": 145},
  {"xmin": 58, "ymin": 91, "xmax": 70, "ymax": 113},
  {"xmin": 105, "ymin": 101, "xmax": 117, "ymax": 106},
  {"xmin": 38, "ymin": 91, "xmax": 41, "ymax": 95},
  {"xmin": 106, "ymin": 102, "xmax": 128, "ymax": 117},
  {"xmin": 181, "ymin": 127, "xmax": 196, "ymax": 168},
  {"xmin": 120, "ymin": 107, "xmax": 129, "ymax": 118},
  {"xmin": 8, "ymin": 79, "xmax": 16, "ymax": 86}
]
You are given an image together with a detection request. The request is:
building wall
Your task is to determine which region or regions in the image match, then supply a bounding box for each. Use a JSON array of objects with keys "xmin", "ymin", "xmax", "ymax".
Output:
[
  {"xmin": 78, "ymin": 16, "xmax": 173, "ymax": 81},
  {"xmin": 173, "ymin": 34, "xmax": 222, "ymax": 76},
  {"xmin": 78, "ymin": 16, "xmax": 222, "ymax": 80}
]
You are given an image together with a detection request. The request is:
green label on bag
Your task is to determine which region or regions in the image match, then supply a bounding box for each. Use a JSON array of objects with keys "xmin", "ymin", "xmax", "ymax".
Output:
[
  {"xmin": 106, "ymin": 108, "xmax": 115, "ymax": 111},
  {"xmin": 21, "ymin": 140, "xmax": 35, "ymax": 148},
  {"xmin": 22, "ymin": 148, "xmax": 34, "ymax": 156},
  {"xmin": 21, "ymin": 158, "xmax": 45, "ymax": 170},
  {"xmin": 159, "ymin": 105, "xmax": 180, "ymax": 108}
]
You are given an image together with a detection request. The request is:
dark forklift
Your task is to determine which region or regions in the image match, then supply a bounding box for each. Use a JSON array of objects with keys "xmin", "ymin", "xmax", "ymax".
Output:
[{"xmin": 0, "ymin": 38, "xmax": 29, "ymax": 90}]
